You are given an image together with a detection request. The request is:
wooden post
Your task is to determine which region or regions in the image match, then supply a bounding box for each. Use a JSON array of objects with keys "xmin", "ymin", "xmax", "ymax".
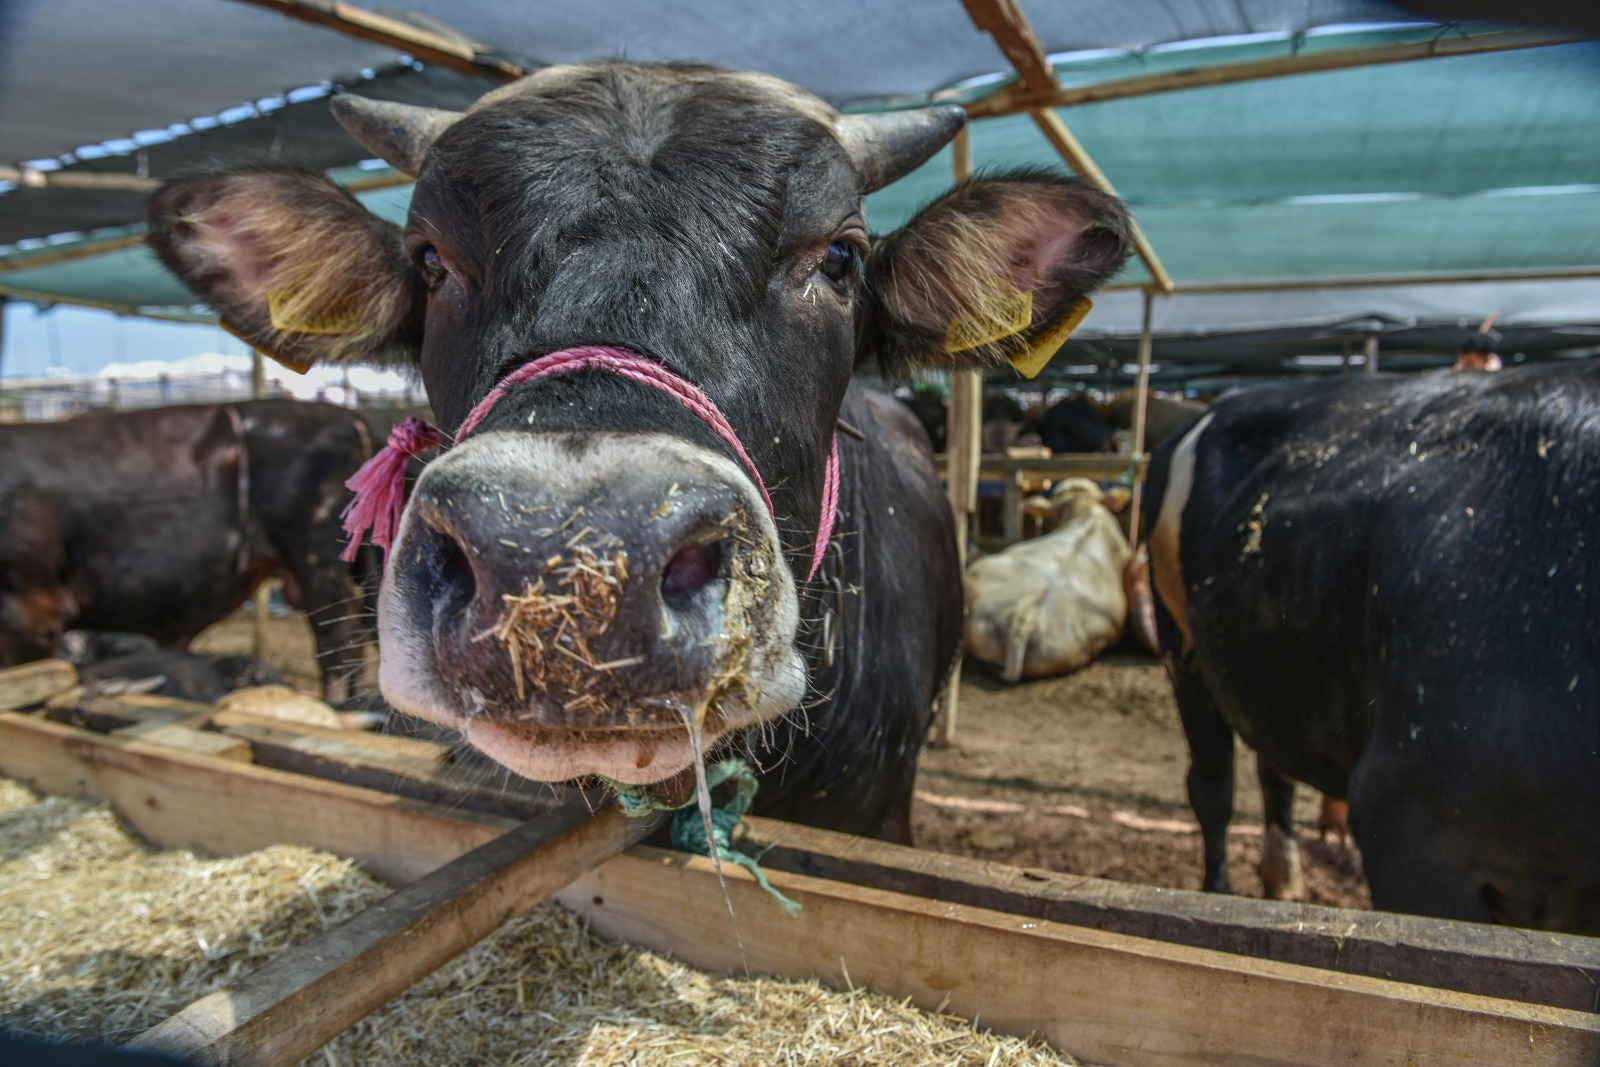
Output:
[
  {"xmin": 1126, "ymin": 290, "xmax": 1155, "ymax": 548},
  {"xmin": 250, "ymin": 350, "xmax": 271, "ymax": 659},
  {"xmin": 1002, "ymin": 465, "xmax": 1024, "ymax": 546},
  {"xmin": 1340, "ymin": 337, "xmax": 1351, "ymax": 373},
  {"xmin": 1364, "ymin": 333, "xmax": 1380, "ymax": 375},
  {"xmin": 935, "ymin": 127, "xmax": 978, "ymax": 750}
]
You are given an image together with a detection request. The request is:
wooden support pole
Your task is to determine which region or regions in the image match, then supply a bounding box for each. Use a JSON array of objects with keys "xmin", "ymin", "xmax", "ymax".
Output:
[
  {"xmin": 960, "ymin": 0, "xmax": 1174, "ymax": 294},
  {"xmin": 935, "ymin": 127, "xmax": 979, "ymax": 750},
  {"xmin": 129, "ymin": 805, "xmax": 661, "ymax": 1066},
  {"xmin": 1029, "ymin": 110, "xmax": 1174, "ymax": 293},
  {"xmin": 250, "ymin": 350, "xmax": 270, "ymax": 659},
  {"xmin": 226, "ymin": 0, "xmax": 524, "ymax": 82},
  {"xmin": 1364, "ymin": 332, "xmax": 1381, "ymax": 374},
  {"xmin": 1126, "ymin": 290, "xmax": 1155, "ymax": 547},
  {"xmin": 962, "ymin": 29, "xmax": 1572, "ymax": 119}
]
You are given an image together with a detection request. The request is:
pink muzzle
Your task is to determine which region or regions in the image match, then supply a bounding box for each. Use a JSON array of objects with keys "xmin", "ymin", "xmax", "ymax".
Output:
[{"xmin": 341, "ymin": 345, "xmax": 841, "ymax": 581}]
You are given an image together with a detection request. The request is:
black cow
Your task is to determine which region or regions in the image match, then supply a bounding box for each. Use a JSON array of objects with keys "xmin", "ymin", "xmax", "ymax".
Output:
[
  {"xmin": 0, "ymin": 401, "xmax": 378, "ymax": 701},
  {"xmin": 148, "ymin": 62, "xmax": 1131, "ymax": 841},
  {"xmin": 1145, "ymin": 364, "xmax": 1600, "ymax": 932},
  {"xmin": 1038, "ymin": 393, "xmax": 1116, "ymax": 454}
]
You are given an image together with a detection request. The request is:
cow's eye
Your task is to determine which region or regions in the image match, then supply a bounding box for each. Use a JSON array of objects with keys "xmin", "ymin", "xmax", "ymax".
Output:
[
  {"xmin": 414, "ymin": 244, "xmax": 447, "ymax": 284},
  {"xmin": 818, "ymin": 241, "xmax": 858, "ymax": 283}
]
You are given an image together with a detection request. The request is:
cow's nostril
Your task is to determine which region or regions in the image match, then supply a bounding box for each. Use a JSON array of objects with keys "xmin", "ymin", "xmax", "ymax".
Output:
[
  {"xmin": 427, "ymin": 527, "xmax": 477, "ymax": 621},
  {"xmin": 662, "ymin": 539, "xmax": 723, "ymax": 609}
]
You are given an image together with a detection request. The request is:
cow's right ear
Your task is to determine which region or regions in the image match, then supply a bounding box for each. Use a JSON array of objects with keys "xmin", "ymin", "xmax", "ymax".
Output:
[{"xmin": 147, "ymin": 167, "xmax": 420, "ymax": 372}]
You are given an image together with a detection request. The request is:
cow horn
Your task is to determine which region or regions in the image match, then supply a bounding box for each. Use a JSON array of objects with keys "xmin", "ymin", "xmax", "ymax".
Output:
[
  {"xmin": 835, "ymin": 105, "xmax": 967, "ymax": 193},
  {"xmin": 330, "ymin": 96, "xmax": 462, "ymax": 176}
]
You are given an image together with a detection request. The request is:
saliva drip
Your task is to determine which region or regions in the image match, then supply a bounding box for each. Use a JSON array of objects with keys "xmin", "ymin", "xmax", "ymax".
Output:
[{"xmin": 681, "ymin": 703, "xmax": 750, "ymax": 975}]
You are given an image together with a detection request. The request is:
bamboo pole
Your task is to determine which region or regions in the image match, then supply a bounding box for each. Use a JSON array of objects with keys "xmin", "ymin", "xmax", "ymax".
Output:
[
  {"xmin": 935, "ymin": 127, "xmax": 978, "ymax": 751},
  {"xmin": 225, "ymin": 0, "xmax": 524, "ymax": 82},
  {"xmin": 1029, "ymin": 109, "xmax": 1174, "ymax": 293},
  {"xmin": 1126, "ymin": 291, "xmax": 1155, "ymax": 548},
  {"xmin": 250, "ymin": 350, "xmax": 270, "ymax": 659},
  {"xmin": 958, "ymin": 0, "xmax": 1174, "ymax": 294},
  {"xmin": 962, "ymin": 29, "xmax": 1572, "ymax": 119}
]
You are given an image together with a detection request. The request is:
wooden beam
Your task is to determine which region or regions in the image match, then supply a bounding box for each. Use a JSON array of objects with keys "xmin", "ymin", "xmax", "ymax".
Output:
[
  {"xmin": 958, "ymin": 0, "xmax": 1174, "ymax": 293},
  {"xmin": 129, "ymin": 805, "xmax": 660, "ymax": 1066},
  {"xmin": 936, "ymin": 127, "xmax": 980, "ymax": 751},
  {"xmin": 963, "ymin": 29, "xmax": 1575, "ymax": 119},
  {"xmin": 935, "ymin": 451, "xmax": 1149, "ymax": 482},
  {"xmin": 1030, "ymin": 109, "xmax": 1174, "ymax": 293},
  {"xmin": 960, "ymin": 0, "xmax": 1058, "ymax": 96},
  {"xmin": 0, "ymin": 166, "xmax": 158, "ymax": 192},
  {"xmin": 563, "ymin": 848, "xmax": 1600, "ymax": 1067},
  {"xmin": 0, "ymin": 710, "xmax": 514, "ymax": 884},
  {"xmin": 226, "ymin": 0, "xmax": 524, "ymax": 82},
  {"xmin": 1126, "ymin": 290, "xmax": 1155, "ymax": 545},
  {"xmin": 0, "ymin": 659, "xmax": 77, "ymax": 711},
  {"xmin": 736, "ymin": 816, "xmax": 1600, "ymax": 1014},
  {"xmin": 1170, "ymin": 265, "xmax": 1600, "ymax": 294}
]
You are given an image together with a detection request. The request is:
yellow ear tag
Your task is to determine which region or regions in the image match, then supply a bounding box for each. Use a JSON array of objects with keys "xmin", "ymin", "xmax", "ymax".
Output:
[
  {"xmin": 1009, "ymin": 297, "xmax": 1093, "ymax": 379},
  {"xmin": 267, "ymin": 288, "xmax": 361, "ymax": 336},
  {"xmin": 944, "ymin": 277, "xmax": 1033, "ymax": 354}
]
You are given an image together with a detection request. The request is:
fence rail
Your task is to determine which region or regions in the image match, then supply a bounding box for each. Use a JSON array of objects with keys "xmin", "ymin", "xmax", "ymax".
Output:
[{"xmin": 0, "ymin": 371, "xmax": 426, "ymax": 422}]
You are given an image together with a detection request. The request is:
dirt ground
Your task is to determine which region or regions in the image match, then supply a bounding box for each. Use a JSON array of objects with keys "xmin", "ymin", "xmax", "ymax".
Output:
[
  {"xmin": 915, "ymin": 645, "xmax": 1370, "ymax": 910},
  {"xmin": 195, "ymin": 612, "xmax": 1370, "ymax": 911}
]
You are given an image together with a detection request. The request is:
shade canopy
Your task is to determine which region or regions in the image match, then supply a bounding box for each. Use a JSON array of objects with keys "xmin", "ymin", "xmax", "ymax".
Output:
[{"xmin": 1, "ymin": 2, "xmax": 1596, "ymax": 372}]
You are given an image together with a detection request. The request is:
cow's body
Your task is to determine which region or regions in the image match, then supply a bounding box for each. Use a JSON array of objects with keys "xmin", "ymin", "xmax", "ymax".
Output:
[
  {"xmin": 965, "ymin": 480, "xmax": 1130, "ymax": 682},
  {"xmin": 0, "ymin": 400, "xmax": 376, "ymax": 701},
  {"xmin": 148, "ymin": 62, "xmax": 1130, "ymax": 841},
  {"xmin": 1147, "ymin": 364, "xmax": 1600, "ymax": 931}
]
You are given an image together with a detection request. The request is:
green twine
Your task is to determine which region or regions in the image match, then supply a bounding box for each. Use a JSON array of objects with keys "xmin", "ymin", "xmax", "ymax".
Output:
[{"xmin": 604, "ymin": 758, "xmax": 801, "ymax": 915}]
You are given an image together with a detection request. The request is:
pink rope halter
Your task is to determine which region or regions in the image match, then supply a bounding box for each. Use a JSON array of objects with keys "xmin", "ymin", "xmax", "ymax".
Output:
[{"xmin": 341, "ymin": 345, "xmax": 842, "ymax": 580}]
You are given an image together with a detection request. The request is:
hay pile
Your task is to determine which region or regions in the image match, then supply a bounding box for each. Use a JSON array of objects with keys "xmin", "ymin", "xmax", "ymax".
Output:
[{"xmin": 0, "ymin": 780, "xmax": 1081, "ymax": 1066}]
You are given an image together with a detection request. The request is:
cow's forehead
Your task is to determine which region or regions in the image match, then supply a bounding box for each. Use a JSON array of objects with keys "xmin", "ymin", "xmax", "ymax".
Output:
[{"xmin": 468, "ymin": 62, "xmax": 841, "ymax": 130}]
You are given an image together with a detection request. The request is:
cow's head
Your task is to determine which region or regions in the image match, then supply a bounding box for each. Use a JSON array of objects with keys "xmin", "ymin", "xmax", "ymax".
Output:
[{"xmin": 148, "ymin": 63, "xmax": 1130, "ymax": 787}]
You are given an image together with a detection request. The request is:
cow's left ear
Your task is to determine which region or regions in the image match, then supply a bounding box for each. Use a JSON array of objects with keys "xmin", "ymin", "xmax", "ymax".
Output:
[
  {"xmin": 147, "ymin": 166, "xmax": 420, "ymax": 373},
  {"xmin": 860, "ymin": 172, "xmax": 1131, "ymax": 378}
]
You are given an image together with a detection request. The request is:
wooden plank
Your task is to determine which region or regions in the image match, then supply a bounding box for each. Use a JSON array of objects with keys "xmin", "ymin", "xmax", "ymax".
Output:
[
  {"xmin": 217, "ymin": 716, "xmax": 568, "ymax": 822},
  {"xmin": 208, "ymin": 708, "xmax": 449, "ymax": 763},
  {"xmin": 112, "ymin": 721, "xmax": 253, "ymax": 763},
  {"xmin": 962, "ymin": 29, "xmax": 1573, "ymax": 118},
  {"xmin": 0, "ymin": 659, "xmax": 77, "ymax": 711},
  {"xmin": 128, "ymin": 806, "xmax": 661, "ymax": 1067},
  {"xmin": 49, "ymin": 693, "xmax": 215, "ymax": 732},
  {"xmin": 737, "ymin": 817, "xmax": 1600, "ymax": 1014},
  {"xmin": 936, "ymin": 452, "xmax": 1150, "ymax": 481},
  {"xmin": 562, "ymin": 848, "xmax": 1600, "ymax": 1067},
  {"xmin": 0, "ymin": 711, "xmax": 512, "ymax": 884}
]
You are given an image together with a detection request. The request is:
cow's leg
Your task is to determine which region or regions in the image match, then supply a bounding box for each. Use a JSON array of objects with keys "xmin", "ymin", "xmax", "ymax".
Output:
[
  {"xmin": 1256, "ymin": 757, "xmax": 1306, "ymax": 901},
  {"xmin": 1168, "ymin": 656, "xmax": 1235, "ymax": 894},
  {"xmin": 1347, "ymin": 757, "xmax": 1494, "ymax": 923},
  {"xmin": 287, "ymin": 566, "xmax": 371, "ymax": 705}
]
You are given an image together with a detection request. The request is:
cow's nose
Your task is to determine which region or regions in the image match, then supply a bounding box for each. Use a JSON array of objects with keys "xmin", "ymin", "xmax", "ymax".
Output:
[
  {"xmin": 387, "ymin": 435, "xmax": 767, "ymax": 725},
  {"xmin": 411, "ymin": 491, "xmax": 733, "ymax": 638}
]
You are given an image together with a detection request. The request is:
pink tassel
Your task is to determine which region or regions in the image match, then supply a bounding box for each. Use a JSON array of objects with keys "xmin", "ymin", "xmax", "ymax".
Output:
[{"xmin": 341, "ymin": 417, "xmax": 441, "ymax": 561}]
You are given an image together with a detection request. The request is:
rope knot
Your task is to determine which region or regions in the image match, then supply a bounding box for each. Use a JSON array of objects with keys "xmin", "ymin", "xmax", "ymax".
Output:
[{"xmin": 340, "ymin": 416, "xmax": 441, "ymax": 561}]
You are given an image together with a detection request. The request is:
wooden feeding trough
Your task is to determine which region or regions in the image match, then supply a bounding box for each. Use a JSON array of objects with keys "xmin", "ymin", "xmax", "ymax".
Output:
[{"xmin": 1, "ymin": 660, "xmax": 1597, "ymax": 1066}]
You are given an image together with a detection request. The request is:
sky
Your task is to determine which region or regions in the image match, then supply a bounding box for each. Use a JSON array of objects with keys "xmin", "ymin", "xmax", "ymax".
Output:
[{"xmin": 1, "ymin": 301, "xmax": 240, "ymax": 379}]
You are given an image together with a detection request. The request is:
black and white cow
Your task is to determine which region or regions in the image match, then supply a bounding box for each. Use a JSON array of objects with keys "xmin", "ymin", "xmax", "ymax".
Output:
[
  {"xmin": 1146, "ymin": 364, "xmax": 1600, "ymax": 932},
  {"xmin": 148, "ymin": 62, "xmax": 1131, "ymax": 842}
]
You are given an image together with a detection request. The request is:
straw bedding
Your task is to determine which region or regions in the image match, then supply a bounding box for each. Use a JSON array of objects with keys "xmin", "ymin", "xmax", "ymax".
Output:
[{"xmin": 0, "ymin": 780, "xmax": 1081, "ymax": 1065}]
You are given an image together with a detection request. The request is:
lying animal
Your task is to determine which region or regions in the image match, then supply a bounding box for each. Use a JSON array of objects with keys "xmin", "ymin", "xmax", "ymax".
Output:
[{"xmin": 965, "ymin": 479, "xmax": 1132, "ymax": 682}]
